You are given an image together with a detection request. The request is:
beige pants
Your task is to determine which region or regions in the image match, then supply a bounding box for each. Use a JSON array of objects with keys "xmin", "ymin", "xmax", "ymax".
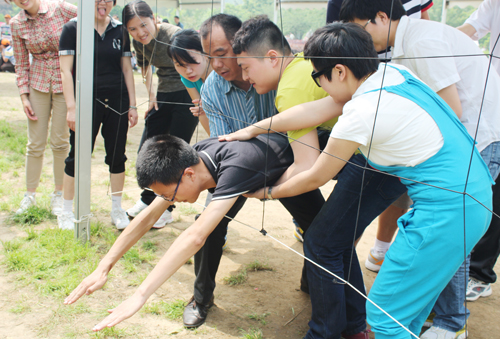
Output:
[{"xmin": 25, "ymin": 87, "xmax": 69, "ymax": 190}]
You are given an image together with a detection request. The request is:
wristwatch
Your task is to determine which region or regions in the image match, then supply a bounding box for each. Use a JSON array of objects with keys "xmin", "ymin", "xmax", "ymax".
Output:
[{"xmin": 267, "ymin": 186, "xmax": 276, "ymax": 200}]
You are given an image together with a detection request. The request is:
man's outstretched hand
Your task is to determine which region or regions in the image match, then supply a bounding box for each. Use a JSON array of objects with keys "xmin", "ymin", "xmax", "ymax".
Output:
[
  {"xmin": 92, "ymin": 293, "xmax": 147, "ymax": 331},
  {"xmin": 64, "ymin": 268, "xmax": 109, "ymax": 305}
]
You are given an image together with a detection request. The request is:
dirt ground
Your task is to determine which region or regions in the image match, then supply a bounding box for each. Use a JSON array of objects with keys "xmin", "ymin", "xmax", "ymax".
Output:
[{"xmin": 0, "ymin": 72, "xmax": 499, "ymax": 338}]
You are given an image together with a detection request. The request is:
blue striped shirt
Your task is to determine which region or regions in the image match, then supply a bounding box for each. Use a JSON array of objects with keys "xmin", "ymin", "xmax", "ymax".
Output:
[{"xmin": 201, "ymin": 71, "xmax": 277, "ymax": 136}]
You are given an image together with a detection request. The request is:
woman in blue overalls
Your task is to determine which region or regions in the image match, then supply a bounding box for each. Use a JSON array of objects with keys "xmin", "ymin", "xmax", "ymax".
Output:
[{"xmin": 237, "ymin": 23, "xmax": 493, "ymax": 339}]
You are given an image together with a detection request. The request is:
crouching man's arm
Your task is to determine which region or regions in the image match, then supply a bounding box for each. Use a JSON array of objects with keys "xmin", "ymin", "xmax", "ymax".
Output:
[
  {"xmin": 90, "ymin": 197, "xmax": 238, "ymax": 332},
  {"xmin": 64, "ymin": 197, "xmax": 171, "ymax": 305}
]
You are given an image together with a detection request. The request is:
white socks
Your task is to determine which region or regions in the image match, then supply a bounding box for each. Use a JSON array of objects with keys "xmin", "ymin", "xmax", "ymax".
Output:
[
  {"xmin": 111, "ymin": 195, "xmax": 122, "ymax": 211},
  {"xmin": 63, "ymin": 199, "xmax": 73, "ymax": 213},
  {"xmin": 373, "ymin": 238, "xmax": 391, "ymax": 254}
]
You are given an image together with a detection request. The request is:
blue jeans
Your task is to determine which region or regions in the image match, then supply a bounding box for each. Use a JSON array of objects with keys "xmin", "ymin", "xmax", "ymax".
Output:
[
  {"xmin": 304, "ymin": 154, "xmax": 406, "ymax": 339},
  {"xmin": 432, "ymin": 141, "xmax": 500, "ymax": 331}
]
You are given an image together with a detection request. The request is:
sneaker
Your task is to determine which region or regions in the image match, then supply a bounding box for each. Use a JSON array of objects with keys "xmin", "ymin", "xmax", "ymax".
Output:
[
  {"xmin": 111, "ymin": 208, "xmax": 130, "ymax": 230},
  {"xmin": 365, "ymin": 248, "xmax": 385, "ymax": 272},
  {"xmin": 57, "ymin": 211, "xmax": 75, "ymax": 230},
  {"xmin": 16, "ymin": 193, "xmax": 35, "ymax": 214},
  {"xmin": 421, "ymin": 325, "xmax": 467, "ymax": 339},
  {"xmin": 152, "ymin": 209, "xmax": 174, "ymax": 229},
  {"xmin": 423, "ymin": 312, "xmax": 435, "ymax": 328},
  {"xmin": 126, "ymin": 199, "xmax": 148, "ymax": 219},
  {"xmin": 466, "ymin": 277, "xmax": 492, "ymax": 301},
  {"xmin": 293, "ymin": 219, "xmax": 304, "ymax": 242},
  {"xmin": 50, "ymin": 191, "xmax": 63, "ymax": 216}
]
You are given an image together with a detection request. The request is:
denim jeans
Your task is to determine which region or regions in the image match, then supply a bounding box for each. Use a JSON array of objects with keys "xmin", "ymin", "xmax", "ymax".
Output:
[
  {"xmin": 304, "ymin": 154, "xmax": 406, "ymax": 339},
  {"xmin": 432, "ymin": 140, "xmax": 500, "ymax": 331}
]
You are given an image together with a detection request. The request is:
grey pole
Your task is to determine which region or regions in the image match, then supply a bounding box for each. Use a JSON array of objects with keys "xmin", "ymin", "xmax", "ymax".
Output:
[{"xmin": 74, "ymin": 0, "xmax": 94, "ymax": 242}]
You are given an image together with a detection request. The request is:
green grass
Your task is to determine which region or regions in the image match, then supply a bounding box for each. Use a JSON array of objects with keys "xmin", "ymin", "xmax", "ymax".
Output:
[
  {"xmin": 178, "ymin": 203, "xmax": 199, "ymax": 216},
  {"xmin": 2, "ymin": 228, "xmax": 100, "ymax": 298},
  {"xmin": 240, "ymin": 327, "xmax": 264, "ymax": 339},
  {"xmin": 141, "ymin": 240, "xmax": 157, "ymax": 252},
  {"xmin": 10, "ymin": 205, "xmax": 55, "ymax": 225},
  {"xmin": 223, "ymin": 270, "xmax": 248, "ymax": 286},
  {"xmin": 245, "ymin": 260, "xmax": 273, "ymax": 272},
  {"xmin": 142, "ymin": 299, "xmax": 185, "ymax": 320},
  {"xmin": 90, "ymin": 326, "xmax": 130, "ymax": 338},
  {"xmin": 0, "ymin": 119, "xmax": 28, "ymax": 172},
  {"xmin": 246, "ymin": 312, "xmax": 270, "ymax": 325}
]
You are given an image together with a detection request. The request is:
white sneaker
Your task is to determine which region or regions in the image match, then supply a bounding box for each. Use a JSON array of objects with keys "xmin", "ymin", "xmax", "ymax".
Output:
[
  {"xmin": 365, "ymin": 248, "xmax": 385, "ymax": 272},
  {"xmin": 126, "ymin": 199, "xmax": 148, "ymax": 218},
  {"xmin": 111, "ymin": 207, "xmax": 130, "ymax": 230},
  {"xmin": 57, "ymin": 211, "xmax": 75, "ymax": 230},
  {"xmin": 50, "ymin": 191, "xmax": 63, "ymax": 216},
  {"xmin": 153, "ymin": 209, "xmax": 174, "ymax": 229},
  {"xmin": 421, "ymin": 326, "xmax": 467, "ymax": 339},
  {"xmin": 466, "ymin": 277, "xmax": 492, "ymax": 301},
  {"xmin": 16, "ymin": 193, "xmax": 35, "ymax": 214}
]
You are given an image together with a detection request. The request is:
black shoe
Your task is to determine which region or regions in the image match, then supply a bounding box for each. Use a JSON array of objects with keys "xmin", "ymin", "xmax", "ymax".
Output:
[{"xmin": 183, "ymin": 295, "xmax": 214, "ymax": 328}]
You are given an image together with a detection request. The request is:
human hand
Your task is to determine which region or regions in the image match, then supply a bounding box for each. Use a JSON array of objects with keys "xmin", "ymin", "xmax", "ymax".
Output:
[
  {"xmin": 64, "ymin": 268, "xmax": 109, "ymax": 305},
  {"xmin": 21, "ymin": 94, "xmax": 37, "ymax": 121},
  {"xmin": 92, "ymin": 293, "xmax": 147, "ymax": 331},
  {"xmin": 67, "ymin": 107, "xmax": 76, "ymax": 131},
  {"xmin": 144, "ymin": 95, "xmax": 158, "ymax": 119},
  {"xmin": 128, "ymin": 108, "xmax": 138, "ymax": 128},
  {"xmin": 189, "ymin": 99, "xmax": 205, "ymax": 117},
  {"xmin": 243, "ymin": 187, "xmax": 267, "ymax": 200},
  {"xmin": 218, "ymin": 127, "xmax": 254, "ymax": 142}
]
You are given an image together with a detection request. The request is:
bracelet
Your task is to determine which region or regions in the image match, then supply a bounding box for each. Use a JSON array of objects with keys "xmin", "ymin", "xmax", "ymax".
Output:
[
  {"xmin": 267, "ymin": 186, "xmax": 276, "ymax": 200},
  {"xmin": 129, "ymin": 105, "xmax": 137, "ymax": 109}
]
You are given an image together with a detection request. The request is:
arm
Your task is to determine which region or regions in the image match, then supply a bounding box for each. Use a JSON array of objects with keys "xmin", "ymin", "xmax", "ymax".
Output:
[
  {"xmin": 250, "ymin": 137, "xmax": 360, "ymax": 200},
  {"xmin": 121, "ymin": 56, "xmax": 138, "ymax": 128},
  {"xmin": 218, "ymin": 96, "xmax": 342, "ymax": 142},
  {"xmin": 142, "ymin": 65, "xmax": 158, "ymax": 118},
  {"xmin": 90, "ymin": 197, "xmax": 238, "ymax": 331},
  {"xmin": 457, "ymin": 23, "xmax": 477, "ymax": 38},
  {"xmin": 64, "ymin": 197, "xmax": 171, "ymax": 305},
  {"xmin": 187, "ymin": 87, "xmax": 210, "ymax": 134},
  {"xmin": 60, "ymin": 55, "xmax": 76, "ymax": 131},
  {"xmin": 420, "ymin": 10, "xmax": 430, "ymax": 20},
  {"xmin": 437, "ymin": 84, "xmax": 462, "ymax": 119}
]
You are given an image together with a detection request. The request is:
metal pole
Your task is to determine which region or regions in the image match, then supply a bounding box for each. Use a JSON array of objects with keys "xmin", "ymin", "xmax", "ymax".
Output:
[
  {"xmin": 273, "ymin": 0, "xmax": 278, "ymax": 24},
  {"xmin": 221, "ymin": 0, "xmax": 225, "ymax": 13},
  {"xmin": 441, "ymin": 0, "xmax": 448, "ymax": 23},
  {"xmin": 74, "ymin": 0, "xmax": 94, "ymax": 242}
]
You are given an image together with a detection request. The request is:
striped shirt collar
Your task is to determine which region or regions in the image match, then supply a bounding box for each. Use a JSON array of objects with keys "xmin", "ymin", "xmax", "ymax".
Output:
[{"xmin": 18, "ymin": 0, "xmax": 49, "ymax": 22}]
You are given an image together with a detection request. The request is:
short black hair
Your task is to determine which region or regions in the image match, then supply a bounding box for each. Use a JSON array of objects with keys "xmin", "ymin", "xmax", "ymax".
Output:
[
  {"xmin": 136, "ymin": 135, "xmax": 200, "ymax": 189},
  {"xmin": 175, "ymin": 15, "xmax": 180, "ymax": 19},
  {"xmin": 303, "ymin": 22, "xmax": 379, "ymax": 80},
  {"xmin": 232, "ymin": 15, "xmax": 291, "ymax": 56},
  {"xmin": 339, "ymin": 0, "xmax": 406, "ymax": 22},
  {"xmin": 168, "ymin": 29, "xmax": 204, "ymax": 66},
  {"xmin": 200, "ymin": 14, "xmax": 242, "ymax": 43}
]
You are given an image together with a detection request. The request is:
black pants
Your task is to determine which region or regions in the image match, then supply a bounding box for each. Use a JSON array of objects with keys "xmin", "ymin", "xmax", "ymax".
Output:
[
  {"xmin": 65, "ymin": 95, "xmax": 129, "ymax": 176},
  {"xmin": 0, "ymin": 59, "xmax": 15, "ymax": 73},
  {"xmin": 193, "ymin": 189, "xmax": 325, "ymax": 305},
  {"xmin": 139, "ymin": 90, "xmax": 199, "ymax": 205},
  {"xmin": 470, "ymin": 174, "xmax": 500, "ymax": 284}
]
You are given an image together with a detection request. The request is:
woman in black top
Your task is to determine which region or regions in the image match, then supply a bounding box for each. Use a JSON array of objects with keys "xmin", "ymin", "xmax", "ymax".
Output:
[
  {"xmin": 58, "ymin": 0, "xmax": 138, "ymax": 230},
  {"xmin": 122, "ymin": 0, "xmax": 199, "ymax": 228}
]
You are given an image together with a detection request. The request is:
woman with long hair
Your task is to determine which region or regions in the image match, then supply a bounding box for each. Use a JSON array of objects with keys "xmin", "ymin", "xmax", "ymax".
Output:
[
  {"xmin": 122, "ymin": 0, "xmax": 199, "ymax": 228},
  {"xmin": 8, "ymin": 0, "xmax": 77, "ymax": 215}
]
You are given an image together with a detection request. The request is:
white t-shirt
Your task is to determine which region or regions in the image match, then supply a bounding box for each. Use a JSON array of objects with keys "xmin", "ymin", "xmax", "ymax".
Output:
[
  {"xmin": 330, "ymin": 63, "xmax": 443, "ymax": 167},
  {"xmin": 392, "ymin": 16, "xmax": 500, "ymax": 152},
  {"xmin": 464, "ymin": 0, "xmax": 500, "ymax": 76}
]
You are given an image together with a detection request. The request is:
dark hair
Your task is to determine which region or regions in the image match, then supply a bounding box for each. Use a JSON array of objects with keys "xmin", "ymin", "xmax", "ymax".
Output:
[
  {"xmin": 232, "ymin": 15, "xmax": 291, "ymax": 56},
  {"xmin": 167, "ymin": 29, "xmax": 204, "ymax": 66},
  {"xmin": 339, "ymin": 0, "xmax": 406, "ymax": 22},
  {"xmin": 122, "ymin": 0, "xmax": 154, "ymax": 28},
  {"xmin": 136, "ymin": 135, "xmax": 200, "ymax": 188},
  {"xmin": 200, "ymin": 13, "xmax": 242, "ymax": 43},
  {"xmin": 162, "ymin": 18, "xmax": 169, "ymax": 23},
  {"xmin": 303, "ymin": 22, "xmax": 379, "ymax": 80},
  {"xmin": 174, "ymin": 16, "xmax": 179, "ymax": 19}
]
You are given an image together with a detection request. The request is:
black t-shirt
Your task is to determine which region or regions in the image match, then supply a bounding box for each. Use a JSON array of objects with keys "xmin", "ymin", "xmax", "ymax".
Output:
[
  {"xmin": 193, "ymin": 134, "xmax": 294, "ymax": 201},
  {"xmin": 59, "ymin": 17, "xmax": 131, "ymax": 98}
]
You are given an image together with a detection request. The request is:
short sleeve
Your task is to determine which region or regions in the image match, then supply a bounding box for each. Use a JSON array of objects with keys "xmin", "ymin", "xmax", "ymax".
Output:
[
  {"xmin": 59, "ymin": 21, "xmax": 76, "ymax": 56},
  {"xmin": 122, "ymin": 30, "xmax": 131, "ymax": 57},
  {"xmin": 330, "ymin": 97, "xmax": 375, "ymax": 146},
  {"xmin": 406, "ymin": 39, "xmax": 460, "ymax": 92},
  {"xmin": 421, "ymin": 0, "xmax": 433, "ymax": 12},
  {"xmin": 211, "ymin": 167, "xmax": 258, "ymax": 200}
]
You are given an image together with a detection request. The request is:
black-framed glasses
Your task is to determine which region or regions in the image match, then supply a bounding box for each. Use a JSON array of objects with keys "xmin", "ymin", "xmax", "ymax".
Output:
[
  {"xmin": 95, "ymin": 0, "xmax": 114, "ymax": 3},
  {"xmin": 156, "ymin": 171, "xmax": 183, "ymax": 202},
  {"xmin": 362, "ymin": 19, "xmax": 371, "ymax": 30},
  {"xmin": 311, "ymin": 68, "xmax": 332, "ymax": 87}
]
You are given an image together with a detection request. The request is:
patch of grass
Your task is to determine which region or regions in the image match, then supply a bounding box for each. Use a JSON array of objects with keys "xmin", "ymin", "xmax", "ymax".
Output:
[
  {"xmin": 142, "ymin": 299, "xmax": 185, "ymax": 320},
  {"xmin": 10, "ymin": 205, "xmax": 55, "ymax": 225},
  {"xmin": 2, "ymin": 228, "xmax": 100, "ymax": 298},
  {"xmin": 239, "ymin": 327, "xmax": 264, "ymax": 339},
  {"xmin": 122, "ymin": 247, "xmax": 155, "ymax": 264},
  {"xmin": 9, "ymin": 303, "xmax": 31, "ymax": 314},
  {"xmin": 129, "ymin": 272, "xmax": 148, "ymax": 286},
  {"xmin": 141, "ymin": 240, "xmax": 157, "ymax": 252},
  {"xmin": 185, "ymin": 257, "xmax": 193, "ymax": 265},
  {"xmin": 223, "ymin": 270, "xmax": 247, "ymax": 286},
  {"xmin": 0, "ymin": 120, "xmax": 28, "ymax": 170},
  {"xmin": 246, "ymin": 260, "xmax": 273, "ymax": 272},
  {"xmin": 178, "ymin": 203, "xmax": 199, "ymax": 216},
  {"xmin": 90, "ymin": 326, "xmax": 129, "ymax": 338},
  {"xmin": 246, "ymin": 312, "xmax": 270, "ymax": 325}
]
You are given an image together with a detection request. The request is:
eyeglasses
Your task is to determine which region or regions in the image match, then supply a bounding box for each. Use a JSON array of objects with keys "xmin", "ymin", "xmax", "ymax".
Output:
[
  {"xmin": 155, "ymin": 171, "xmax": 184, "ymax": 202},
  {"xmin": 311, "ymin": 68, "xmax": 332, "ymax": 87},
  {"xmin": 95, "ymin": 0, "xmax": 114, "ymax": 3},
  {"xmin": 362, "ymin": 19, "xmax": 371, "ymax": 29}
]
